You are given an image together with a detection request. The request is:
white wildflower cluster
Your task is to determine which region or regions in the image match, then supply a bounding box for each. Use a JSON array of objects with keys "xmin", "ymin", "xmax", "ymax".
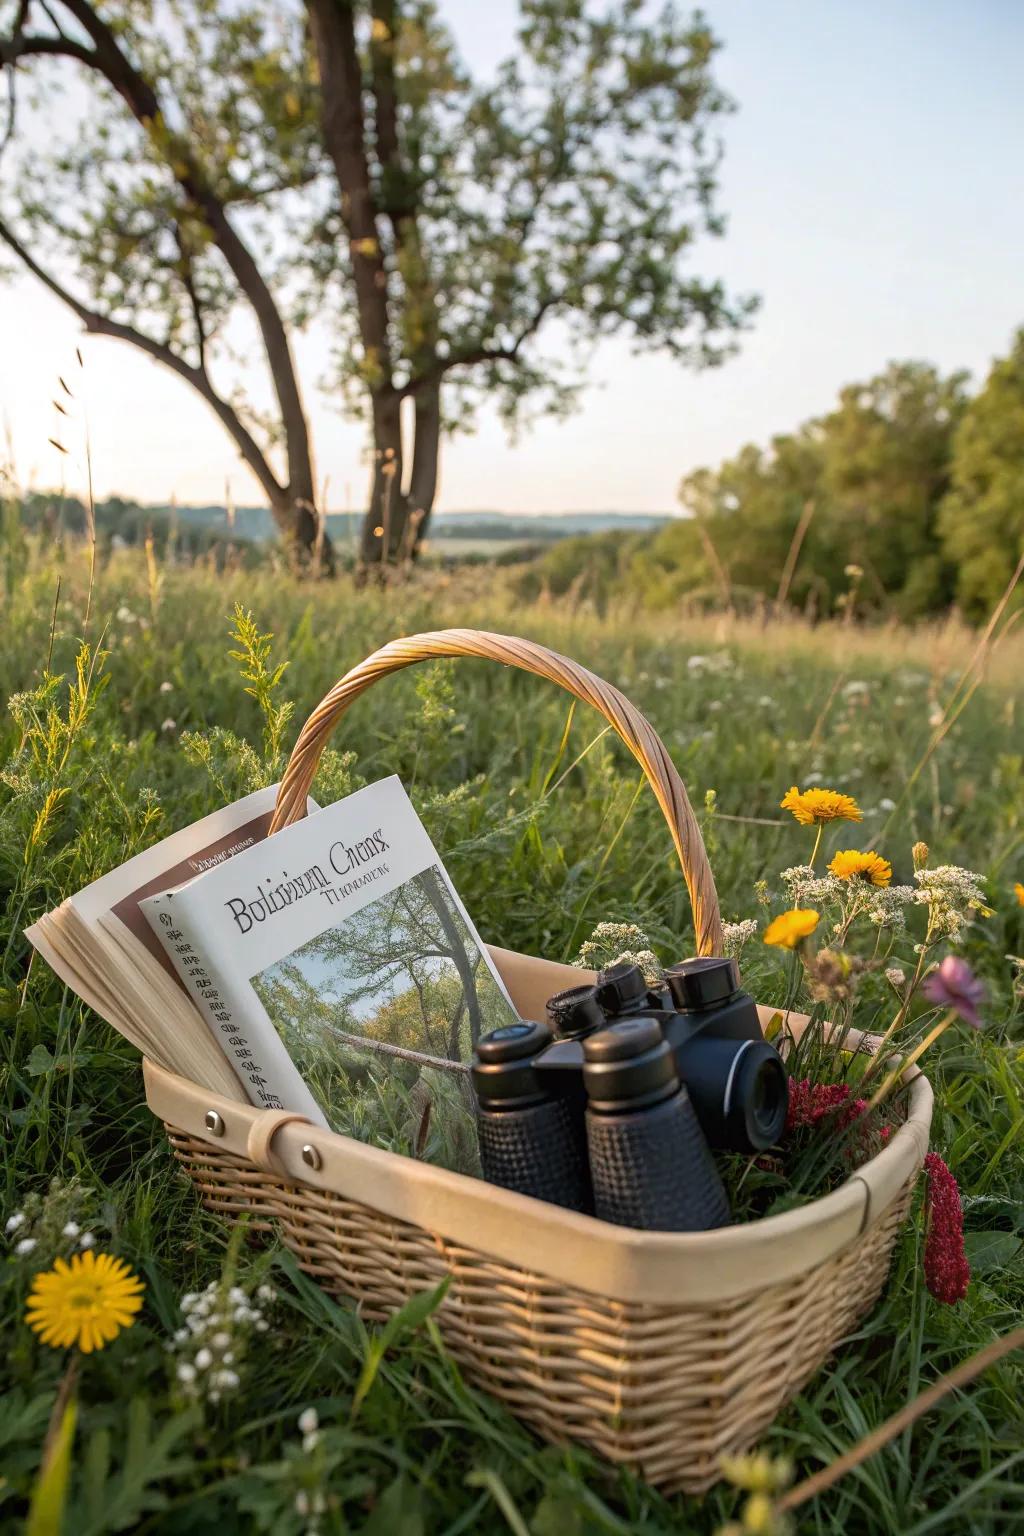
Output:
[
  {"xmin": 885, "ymin": 965, "xmax": 907, "ymax": 991},
  {"xmin": 686, "ymin": 651, "xmax": 735, "ymax": 675},
  {"xmin": 843, "ymin": 680, "xmax": 870, "ymax": 700},
  {"xmin": 575, "ymin": 923, "xmax": 662, "ymax": 983},
  {"xmin": 913, "ymin": 865, "xmax": 990, "ymax": 938},
  {"xmin": 292, "ymin": 1408, "xmax": 329, "ymax": 1532},
  {"xmin": 780, "ymin": 865, "xmax": 842, "ymax": 907},
  {"xmin": 171, "ymin": 1280, "xmax": 275, "ymax": 1405},
  {"xmin": 5, "ymin": 1202, "xmax": 99, "ymax": 1260},
  {"xmin": 721, "ymin": 919, "xmax": 759, "ymax": 958},
  {"xmin": 863, "ymin": 884, "xmax": 915, "ymax": 931}
]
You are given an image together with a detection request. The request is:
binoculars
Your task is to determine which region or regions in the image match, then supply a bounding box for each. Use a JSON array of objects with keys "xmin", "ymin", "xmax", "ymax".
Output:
[{"xmin": 470, "ymin": 956, "xmax": 789, "ymax": 1232}]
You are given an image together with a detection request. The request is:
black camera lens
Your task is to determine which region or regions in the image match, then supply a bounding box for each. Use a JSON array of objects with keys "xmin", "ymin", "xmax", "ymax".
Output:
[
  {"xmin": 675, "ymin": 1036, "xmax": 788, "ymax": 1152},
  {"xmin": 595, "ymin": 961, "xmax": 653, "ymax": 1016},
  {"xmin": 547, "ymin": 983, "xmax": 606, "ymax": 1040}
]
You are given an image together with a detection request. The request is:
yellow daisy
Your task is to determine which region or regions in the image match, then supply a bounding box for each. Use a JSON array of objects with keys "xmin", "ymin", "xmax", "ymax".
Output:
[
  {"xmin": 780, "ymin": 786, "xmax": 862, "ymax": 826},
  {"xmin": 26, "ymin": 1251, "xmax": 144, "ymax": 1354},
  {"xmin": 763, "ymin": 908, "xmax": 820, "ymax": 950},
  {"xmin": 1015, "ymin": 882, "xmax": 1024, "ymax": 907},
  {"xmin": 828, "ymin": 849, "xmax": 893, "ymax": 888}
]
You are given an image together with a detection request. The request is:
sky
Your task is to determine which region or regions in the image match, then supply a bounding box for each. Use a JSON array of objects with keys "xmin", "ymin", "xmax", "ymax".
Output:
[{"xmin": 2, "ymin": 0, "xmax": 1023, "ymax": 514}]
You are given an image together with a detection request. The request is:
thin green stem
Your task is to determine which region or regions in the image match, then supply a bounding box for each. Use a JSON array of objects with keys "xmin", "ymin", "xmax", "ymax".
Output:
[
  {"xmin": 809, "ymin": 822, "xmax": 824, "ymax": 869},
  {"xmin": 866, "ymin": 1010, "xmax": 955, "ymax": 1112}
]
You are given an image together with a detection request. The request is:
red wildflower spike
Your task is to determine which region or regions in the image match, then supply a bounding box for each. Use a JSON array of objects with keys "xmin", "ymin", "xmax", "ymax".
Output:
[{"xmin": 922, "ymin": 1152, "xmax": 970, "ymax": 1304}]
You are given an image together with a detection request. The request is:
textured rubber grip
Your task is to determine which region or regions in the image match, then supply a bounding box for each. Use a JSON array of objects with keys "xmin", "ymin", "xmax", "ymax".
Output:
[
  {"xmin": 587, "ymin": 1089, "xmax": 731, "ymax": 1232},
  {"xmin": 477, "ymin": 1099, "xmax": 590, "ymax": 1212}
]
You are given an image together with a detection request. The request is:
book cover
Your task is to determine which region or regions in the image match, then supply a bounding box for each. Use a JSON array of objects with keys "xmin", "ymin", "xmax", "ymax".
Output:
[{"xmin": 141, "ymin": 776, "xmax": 519, "ymax": 1147}]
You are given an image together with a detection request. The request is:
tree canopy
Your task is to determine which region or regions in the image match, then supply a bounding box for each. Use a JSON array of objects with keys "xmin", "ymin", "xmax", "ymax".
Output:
[{"xmin": 0, "ymin": 0, "xmax": 754, "ymax": 566}]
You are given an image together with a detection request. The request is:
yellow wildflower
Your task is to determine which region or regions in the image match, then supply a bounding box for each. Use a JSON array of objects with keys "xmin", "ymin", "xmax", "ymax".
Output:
[
  {"xmin": 1015, "ymin": 882, "xmax": 1024, "ymax": 907},
  {"xmin": 763, "ymin": 909, "xmax": 819, "ymax": 950},
  {"xmin": 828, "ymin": 849, "xmax": 892, "ymax": 887},
  {"xmin": 780, "ymin": 786, "xmax": 861, "ymax": 826},
  {"xmin": 26, "ymin": 1251, "xmax": 144, "ymax": 1353}
]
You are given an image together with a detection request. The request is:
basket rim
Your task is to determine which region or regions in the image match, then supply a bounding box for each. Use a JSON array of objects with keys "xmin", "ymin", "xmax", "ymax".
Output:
[{"xmin": 144, "ymin": 1018, "xmax": 933, "ymax": 1308}]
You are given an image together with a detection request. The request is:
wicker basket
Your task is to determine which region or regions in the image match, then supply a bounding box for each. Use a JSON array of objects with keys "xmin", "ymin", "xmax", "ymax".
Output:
[{"xmin": 143, "ymin": 629, "xmax": 933, "ymax": 1493}]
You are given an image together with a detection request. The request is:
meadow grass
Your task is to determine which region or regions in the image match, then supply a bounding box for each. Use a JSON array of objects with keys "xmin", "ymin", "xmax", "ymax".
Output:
[{"xmin": 1, "ymin": 534, "xmax": 1023, "ymax": 1534}]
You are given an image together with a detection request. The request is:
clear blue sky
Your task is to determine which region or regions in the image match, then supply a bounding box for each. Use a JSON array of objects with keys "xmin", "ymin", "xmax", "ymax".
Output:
[{"xmin": 3, "ymin": 0, "xmax": 1023, "ymax": 513}]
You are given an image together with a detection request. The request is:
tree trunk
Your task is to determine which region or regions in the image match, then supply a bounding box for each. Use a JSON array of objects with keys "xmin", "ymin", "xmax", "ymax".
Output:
[
  {"xmin": 358, "ymin": 382, "xmax": 441, "ymax": 570},
  {"xmin": 269, "ymin": 488, "xmax": 333, "ymax": 573}
]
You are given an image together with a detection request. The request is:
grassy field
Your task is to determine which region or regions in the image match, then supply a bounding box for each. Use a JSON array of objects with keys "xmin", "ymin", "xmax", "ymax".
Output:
[{"xmin": 2, "ymin": 535, "xmax": 1023, "ymax": 1534}]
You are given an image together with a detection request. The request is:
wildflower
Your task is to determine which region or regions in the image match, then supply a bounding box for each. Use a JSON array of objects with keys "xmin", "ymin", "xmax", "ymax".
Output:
[
  {"xmin": 828, "ymin": 849, "xmax": 892, "ymax": 888},
  {"xmin": 15, "ymin": 1237, "xmax": 37, "ymax": 1256},
  {"xmin": 79, "ymin": 1232, "xmax": 95, "ymax": 1250},
  {"xmin": 195, "ymin": 1347, "xmax": 213, "ymax": 1370},
  {"xmin": 885, "ymin": 965, "xmax": 907, "ymax": 991},
  {"xmin": 722, "ymin": 919, "xmax": 758, "ymax": 958},
  {"xmin": 160, "ymin": 718, "xmax": 177, "ymax": 733},
  {"xmin": 912, "ymin": 841, "xmax": 930, "ymax": 870},
  {"xmin": 298, "ymin": 1408, "xmax": 319, "ymax": 1435},
  {"xmin": 687, "ymin": 654, "xmax": 708, "ymax": 672},
  {"xmin": 844, "ymin": 563, "xmax": 863, "ymax": 578},
  {"xmin": 115, "ymin": 605, "xmax": 136, "ymax": 624},
  {"xmin": 779, "ymin": 865, "xmax": 842, "ymax": 906},
  {"xmin": 5, "ymin": 1212, "xmax": 25, "ymax": 1235},
  {"xmin": 763, "ymin": 909, "xmax": 819, "ymax": 950},
  {"xmin": 575, "ymin": 923, "xmax": 661, "ymax": 983},
  {"xmin": 922, "ymin": 1153, "xmax": 970, "ymax": 1304},
  {"xmin": 780, "ymin": 786, "xmax": 861, "ymax": 826},
  {"xmin": 922, "ymin": 956, "xmax": 985, "ymax": 1030},
  {"xmin": 62, "ymin": 1221, "xmax": 80, "ymax": 1239},
  {"xmin": 914, "ymin": 864, "xmax": 990, "ymax": 937},
  {"xmin": 804, "ymin": 947, "xmax": 864, "ymax": 1005},
  {"xmin": 1015, "ymin": 882, "xmax": 1024, "ymax": 906},
  {"xmin": 159, "ymin": 680, "xmax": 174, "ymax": 693},
  {"xmin": 878, "ymin": 796, "xmax": 896, "ymax": 812},
  {"xmin": 303, "ymin": 1431, "xmax": 320, "ymax": 1453},
  {"xmin": 786, "ymin": 1078, "xmax": 851, "ymax": 1133},
  {"xmin": 177, "ymin": 1362, "xmax": 197, "ymax": 1384},
  {"xmin": 26, "ymin": 1251, "xmax": 144, "ymax": 1353},
  {"xmin": 256, "ymin": 1283, "xmax": 276, "ymax": 1304}
]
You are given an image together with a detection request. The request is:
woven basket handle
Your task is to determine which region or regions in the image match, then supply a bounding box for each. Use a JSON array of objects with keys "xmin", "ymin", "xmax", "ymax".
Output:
[{"xmin": 271, "ymin": 628, "xmax": 723, "ymax": 956}]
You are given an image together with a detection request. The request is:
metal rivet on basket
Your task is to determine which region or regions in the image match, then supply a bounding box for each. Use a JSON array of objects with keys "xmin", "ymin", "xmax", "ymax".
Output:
[
  {"xmin": 204, "ymin": 1110, "xmax": 225, "ymax": 1137},
  {"xmin": 301, "ymin": 1143, "xmax": 322, "ymax": 1171}
]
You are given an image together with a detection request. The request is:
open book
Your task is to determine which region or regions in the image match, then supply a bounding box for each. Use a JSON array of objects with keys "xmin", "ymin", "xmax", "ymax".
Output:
[
  {"xmin": 139, "ymin": 776, "xmax": 519, "ymax": 1134},
  {"xmin": 25, "ymin": 785, "xmax": 299, "ymax": 1101}
]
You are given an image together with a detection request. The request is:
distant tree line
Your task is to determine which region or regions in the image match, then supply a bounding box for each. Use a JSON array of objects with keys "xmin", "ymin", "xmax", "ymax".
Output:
[{"xmin": 519, "ymin": 331, "xmax": 1024, "ymax": 623}]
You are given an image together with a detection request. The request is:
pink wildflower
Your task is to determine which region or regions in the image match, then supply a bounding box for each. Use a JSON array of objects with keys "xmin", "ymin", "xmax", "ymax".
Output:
[
  {"xmin": 921, "ymin": 956, "xmax": 985, "ymax": 1030},
  {"xmin": 922, "ymin": 1152, "xmax": 970, "ymax": 1304}
]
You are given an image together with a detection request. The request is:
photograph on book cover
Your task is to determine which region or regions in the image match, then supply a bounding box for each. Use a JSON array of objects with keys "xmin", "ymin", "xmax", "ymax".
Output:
[{"xmin": 250, "ymin": 862, "xmax": 517, "ymax": 1173}]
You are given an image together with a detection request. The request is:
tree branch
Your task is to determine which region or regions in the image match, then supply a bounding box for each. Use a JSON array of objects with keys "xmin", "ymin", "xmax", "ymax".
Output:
[
  {"xmin": 0, "ymin": 213, "xmax": 285, "ymax": 508},
  {"xmin": 402, "ymin": 296, "xmax": 561, "ymax": 397},
  {"xmin": 17, "ymin": 0, "xmax": 317, "ymax": 508}
]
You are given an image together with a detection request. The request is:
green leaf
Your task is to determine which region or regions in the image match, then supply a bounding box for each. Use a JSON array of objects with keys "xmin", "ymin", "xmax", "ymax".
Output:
[
  {"xmin": 26, "ymin": 1044, "xmax": 55, "ymax": 1076},
  {"xmin": 964, "ymin": 1231, "xmax": 1023, "ymax": 1273},
  {"xmin": 351, "ymin": 1279, "xmax": 450, "ymax": 1418}
]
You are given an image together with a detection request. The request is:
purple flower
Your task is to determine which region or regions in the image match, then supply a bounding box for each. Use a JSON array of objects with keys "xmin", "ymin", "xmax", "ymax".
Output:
[{"xmin": 921, "ymin": 956, "xmax": 985, "ymax": 1030}]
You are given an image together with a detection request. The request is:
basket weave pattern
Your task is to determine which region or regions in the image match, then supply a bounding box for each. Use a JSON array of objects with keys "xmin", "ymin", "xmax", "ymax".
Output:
[
  {"xmin": 148, "ymin": 629, "xmax": 931, "ymax": 1493},
  {"xmin": 164, "ymin": 1123, "xmax": 915, "ymax": 1492}
]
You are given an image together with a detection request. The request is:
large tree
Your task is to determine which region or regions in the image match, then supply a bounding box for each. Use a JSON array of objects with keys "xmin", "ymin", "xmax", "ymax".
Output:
[
  {"xmin": 938, "ymin": 330, "xmax": 1024, "ymax": 620},
  {"xmin": 0, "ymin": 0, "xmax": 753, "ymax": 568}
]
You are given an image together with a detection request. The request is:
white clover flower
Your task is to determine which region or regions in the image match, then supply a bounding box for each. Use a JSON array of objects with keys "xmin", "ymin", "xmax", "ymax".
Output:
[
  {"xmin": 15, "ymin": 1238, "xmax": 36, "ymax": 1255},
  {"xmin": 195, "ymin": 1348, "xmax": 213, "ymax": 1370},
  {"xmin": 159, "ymin": 680, "xmax": 174, "ymax": 693},
  {"xmin": 62, "ymin": 1221, "xmax": 80, "ymax": 1239},
  {"xmin": 298, "ymin": 1408, "xmax": 319, "ymax": 1435},
  {"xmin": 78, "ymin": 1232, "xmax": 95, "ymax": 1249},
  {"xmin": 5, "ymin": 1212, "xmax": 25, "ymax": 1235},
  {"xmin": 722, "ymin": 919, "xmax": 758, "ymax": 958},
  {"xmin": 177, "ymin": 1363, "xmax": 197, "ymax": 1385}
]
